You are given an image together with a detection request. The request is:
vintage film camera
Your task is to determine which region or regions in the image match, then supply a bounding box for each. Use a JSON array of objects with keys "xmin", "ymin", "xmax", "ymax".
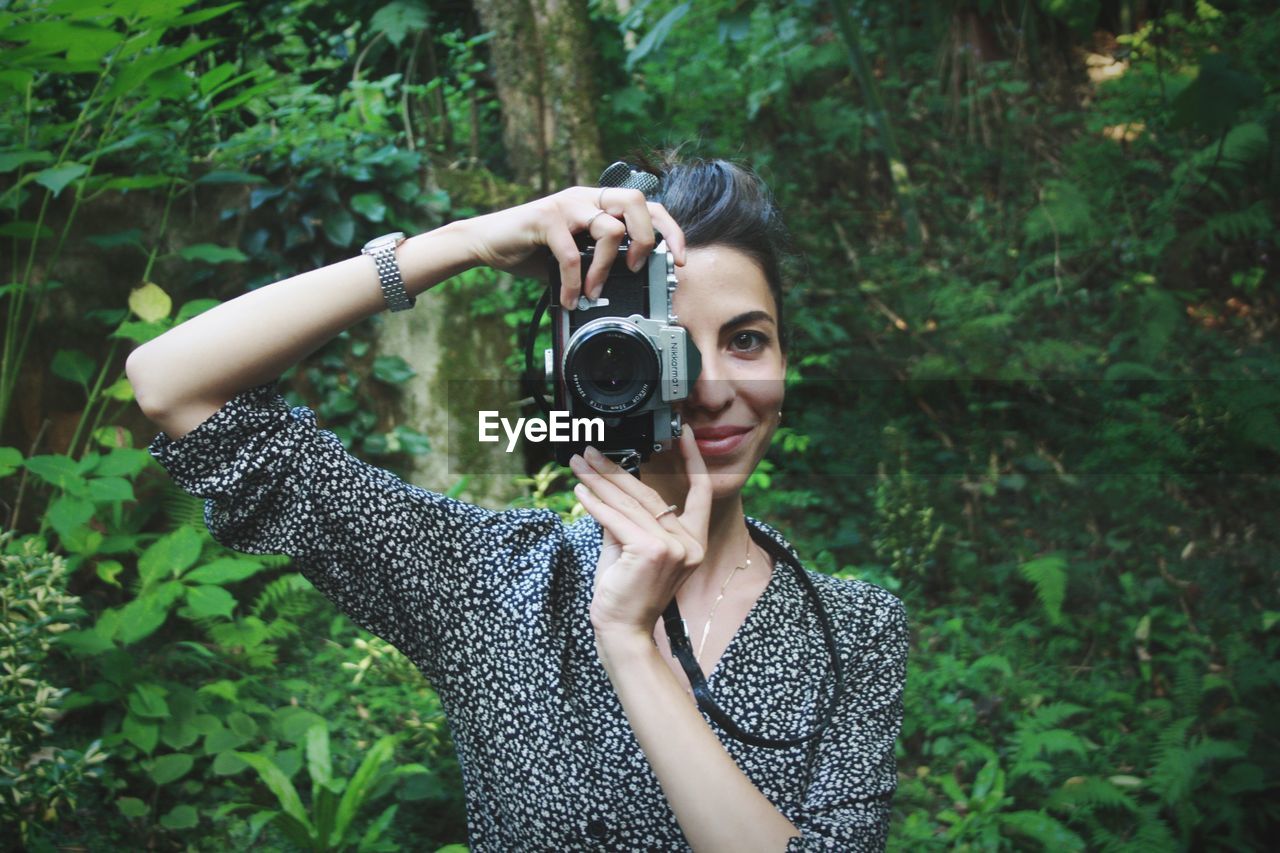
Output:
[{"xmin": 542, "ymin": 163, "xmax": 702, "ymax": 472}]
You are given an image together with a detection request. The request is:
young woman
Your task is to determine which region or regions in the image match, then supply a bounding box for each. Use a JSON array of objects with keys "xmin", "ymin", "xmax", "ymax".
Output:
[{"xmin": 127, "ymin": 156, "xmax": 908, "ymax": 851}]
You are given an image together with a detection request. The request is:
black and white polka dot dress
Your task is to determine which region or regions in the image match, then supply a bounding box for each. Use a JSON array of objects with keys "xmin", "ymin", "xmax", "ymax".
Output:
[{"xmin": 149, "ymin": 381, "xmax": 908, "ymax": 852}]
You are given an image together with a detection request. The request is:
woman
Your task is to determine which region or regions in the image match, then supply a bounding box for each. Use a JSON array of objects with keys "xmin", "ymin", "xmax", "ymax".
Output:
[{"xmin": 128, "ymin": 155, "xmax": 907, "ymax": 851}]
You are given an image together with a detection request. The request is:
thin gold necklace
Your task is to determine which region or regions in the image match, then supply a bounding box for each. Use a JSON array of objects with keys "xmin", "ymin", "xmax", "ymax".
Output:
[{"xmin": 695, "ymin": 536, "xmax": 753, "ymax": 666}]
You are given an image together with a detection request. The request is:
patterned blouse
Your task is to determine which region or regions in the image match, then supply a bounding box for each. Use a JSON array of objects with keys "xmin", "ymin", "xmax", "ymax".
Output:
[{"xmin": 149, "ymin": 381, "xmax": 908, "ymax": 852}]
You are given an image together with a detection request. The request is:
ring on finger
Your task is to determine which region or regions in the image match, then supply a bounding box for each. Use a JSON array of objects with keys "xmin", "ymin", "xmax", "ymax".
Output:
[
  {"xmin": 585, "ymin": 209, "xmax": 606, "ymax": 230},
  {"xmin": 597, "ymin": 187, "xmax": 608, "ymax": 209},
  {"xmin": 653, "ymin": 504, "xmax": 679, "ymax": 521}
]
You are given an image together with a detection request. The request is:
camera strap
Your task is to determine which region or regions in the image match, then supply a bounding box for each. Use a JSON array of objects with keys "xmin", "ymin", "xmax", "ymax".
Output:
[
  {"xmin": 523, "ymin": 283, "xmax": 553, "ymax": 416},
  {"xmin": 659, "ymin": 532, "xmax": 847, "ymax": 749}
]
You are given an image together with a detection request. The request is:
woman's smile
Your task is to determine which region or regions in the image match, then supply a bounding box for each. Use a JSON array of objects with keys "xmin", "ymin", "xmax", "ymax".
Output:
[{"xmin": 691, "ymin": 423, "xmax": 755, "ymax": 457}]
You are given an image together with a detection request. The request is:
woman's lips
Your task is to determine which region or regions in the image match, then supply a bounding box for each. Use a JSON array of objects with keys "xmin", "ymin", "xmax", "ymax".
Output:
[{"xmin": 692, "ymin": 425, "xmax": 753, "ymax": 457}]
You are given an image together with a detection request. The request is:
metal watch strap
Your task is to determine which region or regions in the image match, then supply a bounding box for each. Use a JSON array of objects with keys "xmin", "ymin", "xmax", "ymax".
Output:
[{"xmin": 362, "ymin": 232, "xmax": 415, "ymax": 312}]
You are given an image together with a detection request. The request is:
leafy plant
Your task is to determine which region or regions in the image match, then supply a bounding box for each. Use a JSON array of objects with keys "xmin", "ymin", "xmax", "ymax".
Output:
[
  {"xmin": 0, "ymin": 536, "xmax": 107, "ymax": 846},
  {"xmin": 230, "ymin": 721, "xmax": 425, "ymax": 852}
]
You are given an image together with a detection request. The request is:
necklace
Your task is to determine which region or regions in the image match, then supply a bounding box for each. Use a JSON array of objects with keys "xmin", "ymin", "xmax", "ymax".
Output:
[{"xmin": 694, "ymin": 536, "xmax": 753, "ymax": 666}]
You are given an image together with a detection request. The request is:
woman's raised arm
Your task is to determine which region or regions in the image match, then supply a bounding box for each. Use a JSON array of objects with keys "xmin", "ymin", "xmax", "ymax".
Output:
[
  {"xmin": 125, "ymin": 186, "xmax": 684, "ymax": 439},
  {"xmin": 126, "ymin": 221, "xmax": 476, "ymax": 438}
]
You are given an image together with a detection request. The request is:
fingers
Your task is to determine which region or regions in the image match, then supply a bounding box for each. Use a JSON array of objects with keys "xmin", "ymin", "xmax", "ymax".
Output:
[
  {"xmin": 570, "ymin": 446, "xmax": 708, "ymax": 568},
  {"xmin": 584, "ymin": 214, "xmax": 626, "ymax": 299},
  {"xmin": 646, "ymin": 202, "xmax": 687, "ymax": 267},
  {"xmin": 546, "ymin": 222, "xmax": 584, "ymax": 310},
  {"xmin": 569, "ymin": 448, "xmax": 671, "ymax": 538},
  {"xmin": 573, "ymin": 481, "xmax": 651, "ymax": 545},
  {"xmin": 678, "ymin": 429, "xmax": 712, "ymax": 536}
]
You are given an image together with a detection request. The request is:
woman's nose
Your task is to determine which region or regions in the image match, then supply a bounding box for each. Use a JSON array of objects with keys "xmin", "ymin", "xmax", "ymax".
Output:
[{"xmin": 687, "ymin": 355, "xmax": 732, "ymax": 413}]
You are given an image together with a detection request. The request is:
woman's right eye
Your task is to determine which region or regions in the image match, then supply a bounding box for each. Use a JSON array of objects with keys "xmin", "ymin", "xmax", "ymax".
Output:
[{"xmin": 729, "ymin": 331, "xmax": 768, "ymax": 353}]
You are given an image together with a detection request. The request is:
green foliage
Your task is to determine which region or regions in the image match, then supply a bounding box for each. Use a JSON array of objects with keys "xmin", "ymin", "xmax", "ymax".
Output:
[
  {"xmin": 231, "ymin": 721, "xmax": 420, "ymax": 851},
  {"xmin": 0, "ymin": 537, "xmax": 107, "ymax": 846},
  {"xmin": 3, "ymin": 0, "xmax": 1278, "ymax": 849}
]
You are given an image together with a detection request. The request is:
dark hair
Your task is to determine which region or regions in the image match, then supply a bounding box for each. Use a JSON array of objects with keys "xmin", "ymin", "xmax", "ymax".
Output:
[{"xmin": 636, "ymin": 151, "xmax": 794, "ymax": 351}]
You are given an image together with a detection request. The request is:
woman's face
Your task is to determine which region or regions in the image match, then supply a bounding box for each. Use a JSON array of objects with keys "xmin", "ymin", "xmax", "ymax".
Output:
[{"xmin": 642, "ymin": 244, "xmax": 786, "ymax": 502}]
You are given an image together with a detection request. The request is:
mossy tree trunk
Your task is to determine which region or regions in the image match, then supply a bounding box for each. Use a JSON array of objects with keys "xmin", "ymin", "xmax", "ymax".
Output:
[{"xmin": 471, "ymin": 0, "xmax": 604, "ymax": 191}]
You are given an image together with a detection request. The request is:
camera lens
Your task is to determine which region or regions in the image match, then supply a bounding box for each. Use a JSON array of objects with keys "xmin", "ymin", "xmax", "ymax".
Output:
[{"xmin": 564, "ymin": 322, "xmax": 658, "ymax": 414}]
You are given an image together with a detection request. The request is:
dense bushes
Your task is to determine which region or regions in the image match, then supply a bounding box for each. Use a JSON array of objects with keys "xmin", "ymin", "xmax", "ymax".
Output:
[{"xmin": 2, "ymin": 0, "xmax": 1276, "ymax": 849}]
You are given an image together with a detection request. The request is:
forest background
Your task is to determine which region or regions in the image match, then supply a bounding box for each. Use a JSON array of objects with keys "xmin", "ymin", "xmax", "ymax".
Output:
[{"xmin": 2, "ymin": 0, "xmax": 1277, "ymax": 850}]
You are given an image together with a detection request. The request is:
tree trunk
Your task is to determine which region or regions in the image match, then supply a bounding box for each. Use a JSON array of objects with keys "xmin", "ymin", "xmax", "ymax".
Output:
[{"xmin": 472, "ymin": 0, "xmax": 604, "ymax": 191}]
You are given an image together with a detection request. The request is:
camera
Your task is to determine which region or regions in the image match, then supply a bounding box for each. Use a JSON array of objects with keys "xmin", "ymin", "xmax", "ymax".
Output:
[{"xmin": 544, "ymin": 231, "xmax": 701, "ymax": 471}]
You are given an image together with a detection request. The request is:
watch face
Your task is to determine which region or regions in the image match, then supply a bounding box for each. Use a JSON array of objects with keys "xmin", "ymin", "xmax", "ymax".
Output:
[{"xmin": 363, "ymin": 232, "xmax": 406, "ymax": 253}]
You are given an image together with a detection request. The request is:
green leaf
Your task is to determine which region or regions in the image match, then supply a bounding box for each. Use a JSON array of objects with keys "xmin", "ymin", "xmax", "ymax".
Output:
[
  {"xmin": 213, "ymin": 750, "xmax": 247, "ymax": 775},
  {"xmin": 350, "ymin": 192, "xmax": 387, "ymax": 223},
  {"xmin": 128, "ymin": 683, "xmax": 171, "ymax": 719},
  {"xmin": 138, "ymin": 526, "xmax": 204, "ymax": 587},
  {"xmin": 1018, "ymin": 554, "xmax": 1067, "ymax": 625},
  {"xmin": 117, "ymin": 581, "xmax": 185, "ymax": 644},
  {"xmin": 0, "ymin": 446, "xmax": 21, "ymax": 477},
  {"xmin": 161, "ymin": 716, "xmax": 200, "ymax": 751},
  {"xmin": 235, "ymin": 751, "xmax": 312, "ymax": 831},
  {"xmin": 95, "ymin": 448, "xmax": 151, "ymax": 477},
  {"xmin": 176, "ymin": 298, "xmax": 222, "ymax": 322},
  {"xmin": 370, "ymin": 1, "xmax": 429, "ymax": 47},
  {"xmin": 0, "ymin": 221, "xmax": 54, "ymax": 239},
  {"xmin": 95, "ymin": 559, "xmax": 125, "ymax": 588},
  {"xmin": 129, "ymin": 282, "xmax": 172, "ymax": 322},
  {"xmin": 228, "ymin": 711, "xmax": 258, "ymax": 739},
  {"xmin": 33, "ymin": 162, "xmax": 90, "ymax": 197},
  {"xmin": 197, "ymin": 170, "xmax": 267, "ymax": 185},
  {"xmin": 24, "ymin": 454, "xmax": 86, "ymax": 491},
  {"xmin": 123, "ymin": 712, "xmax": 160, "ymax": 754},
  {"xmin": 54, "ymin": 628, "xmax": 115, "ymax": 656},
  {"xmin": 305, "ymin": 721, "xmax": 332, "ymax": 789},
  {"xmin": 333, "ymin": 736, "xmax": 397, "ymax": 842},
  {"xmin": 87, "ymin": 476, "xmax": 135, "ymax": 503},
  {"xmin": 278, "ymin": 708, "xmax": 329, "ymax": 743},
  {"xmin": 159, "ymin": 804, "xmax": 199, "ymax": 830},
  {"xmin": 205, "ymin": 728, "xmax": 250, "ymax": 755},
  {"xmin": 87, "ymin": 228, "xmax": 145, "ymax": 250},
  {"xmin": 323, "ymin": 207, "xmax": 356, "ymax": 247},
  {"xmin": 186, "ymin": 557, "xmax": 266, "ymax": 584},
  {"xmin": 177, "ymin": 243, "xmax": 247, "ymax": 264},
  {"xmin": 185, "ymin": 584, "xmax": 237, "ymax": 619},
  {"xmin": 147, "ymin": 753, "xmax": 194, "ymax": 785},
  {"xmin": 96, "ymin": 175, "xmax": 174, "ymax": 193},
  {"xmin": 104, "ymin": 38, "xmax": 222, "ymax": 100},
  {"xmin": 112, "ymin": 320, "xmax": 168, "ymax": 344},
  {"xmin": 0, "ymin": 150, "xmax": 54, "ymax": 173},
  {"xmin": 372, "ymin": 355, "xmax": 416, "ymax": 384},
  {"xmin": 47, "ymin": 495, "xmax": 94, "ymax": 539},
  {"xmin": 117, "ymin": 796, "xmax": 149, "ymax": 818},
  {"xmin": 627, "ymin": 2, "xmax": 691, "ymax": 71},
  {"xmin": 358, "ymin": 803, "xmax": 399, "ymax": 852},
  {"xmin": 1000, "ymin": 810, "xmax": 1084, "ymax": 851}
]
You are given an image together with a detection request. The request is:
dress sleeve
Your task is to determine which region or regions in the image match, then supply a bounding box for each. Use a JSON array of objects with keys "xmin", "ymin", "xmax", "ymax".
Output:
[
  {"xmin": 785, "ymin": 588, "xmax": 909, "ymax": 852},
  {"xmin": 146, "ymin": 380, "xmax": 561, "ymax": 683}
]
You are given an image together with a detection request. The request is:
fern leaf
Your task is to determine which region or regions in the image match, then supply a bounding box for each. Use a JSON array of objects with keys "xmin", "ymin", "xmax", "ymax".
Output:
[
  {"xmin": 162, "ymin": 482, "xmax": 206, "ymax": 528},
  {"xmin": 1028, "ymin": 702, "xmax": 1089, "ymax": 730},
  {"xmin": 251, "ymin": 573, "xmax": 313, "ymax": 619},
  {"xmin": 1048, "ymin": 776, "xmax": 1136, "ymax": 813},
  {"xmin": 1018, "ymin": 554, "xmax": 1067, "ymax": 624},
  {"xmin": 999, "ymin": 810, "xmax": 1085, "ymax": 851}
]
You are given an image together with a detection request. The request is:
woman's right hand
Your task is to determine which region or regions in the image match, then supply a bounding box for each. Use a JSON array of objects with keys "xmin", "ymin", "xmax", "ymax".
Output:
[{"xmin": 456, "ymin": 186, "xmax": 688, "ymax": 310}]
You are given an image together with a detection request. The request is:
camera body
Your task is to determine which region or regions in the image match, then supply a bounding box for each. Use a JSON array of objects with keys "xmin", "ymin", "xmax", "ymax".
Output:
[{"xmin": 545, "ymin": 233, "xmax": 700, "ymax": 469}]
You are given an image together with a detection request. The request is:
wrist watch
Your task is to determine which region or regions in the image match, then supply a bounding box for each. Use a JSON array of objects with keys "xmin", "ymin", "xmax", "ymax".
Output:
[{"xmin": 361, "ymin": 231, "xmax": 415, "ymax": 312}]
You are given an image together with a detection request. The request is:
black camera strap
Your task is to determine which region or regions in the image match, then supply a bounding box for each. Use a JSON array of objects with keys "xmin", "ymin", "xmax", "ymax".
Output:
[
  {"xmin": 523, "ymin": 282, "xmax": 553, "ymax": 416},
  {"xmin": 659, "ymin": 531, "xmax": 848, "ymax": 749}
]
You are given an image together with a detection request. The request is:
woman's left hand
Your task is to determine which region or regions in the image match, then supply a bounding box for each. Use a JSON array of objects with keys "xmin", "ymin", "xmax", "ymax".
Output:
[{"xmin": 570, "ymin": 430, "xmax": 712, "ymax": 641}]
